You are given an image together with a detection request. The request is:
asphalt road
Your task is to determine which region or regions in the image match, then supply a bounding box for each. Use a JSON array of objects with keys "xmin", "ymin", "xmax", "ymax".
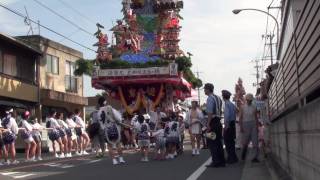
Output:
[{"xmin": 0, "ymin": 146, "xmax": 251, "ymax": 180}]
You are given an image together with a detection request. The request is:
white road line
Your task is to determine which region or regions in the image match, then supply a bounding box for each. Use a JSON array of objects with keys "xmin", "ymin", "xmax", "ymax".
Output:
[
  {"xmin": 87, "ymin": 159, "xmax": 102, "ymax": 164},
  {"xmin": 61, "ymin": 165, "xmax": 75, "ymax": 169},
  {"xmin": 45, "ymin": 163, "xmax": 74, "ymax": 169},
  {"xmin": 186, "ymin": 158, "xmax": 211, "ymax": 180},
  {"xmin": 1, "ymin": 172, "xmax": 21, "ymax": 175},
  {"xmin": 13, "ymin": 173, "xmax": 35, "ymax": 179},
  {"xmin": 45, "ymin": 163, "xmax": 61, "ymax": 167}
]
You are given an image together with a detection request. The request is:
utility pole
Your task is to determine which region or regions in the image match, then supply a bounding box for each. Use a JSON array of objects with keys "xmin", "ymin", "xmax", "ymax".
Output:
[
  {"xmin": 263, "ymin": 33, "xmax": 275, "ymax": 65},
  {"xmin": 269, "ymin": 33, "xmax": 274, "ymax": 65},
  {"xmin": 187, "ymin": 52, "xmax": 202, "ymax": 105},
  {"xmin": 195, "ymin": 70, "xmax": 203, "ymax": 105}
]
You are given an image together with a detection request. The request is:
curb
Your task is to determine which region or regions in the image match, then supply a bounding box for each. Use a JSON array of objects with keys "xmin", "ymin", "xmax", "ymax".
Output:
[{"xmin": 265, "ymin": 154, "xmax": 292, "ymax": 180}]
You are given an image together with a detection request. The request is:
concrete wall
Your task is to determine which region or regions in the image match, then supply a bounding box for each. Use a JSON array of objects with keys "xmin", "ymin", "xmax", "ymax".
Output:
[{"xmin": 270, "ymin": 98, "xmax": 320, "ymax": 180}]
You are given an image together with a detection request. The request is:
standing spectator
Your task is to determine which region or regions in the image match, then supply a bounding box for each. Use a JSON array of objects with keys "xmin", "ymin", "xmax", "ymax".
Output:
[
  {"xmin": 0, "ymin": 116, "xmax": 8, "ymax": 165},
  {"xmin": 74, "ymin": 109, "xmax": 90, "ymax": 155},
  {"xmin": 239, "ymin": 93, "xmax": 260, "ymax": 163},
  {"xmin": 186, "ymin": 101, "xmax": 204, "ymax": 156},
  {"xmin": 65, "ymin": 112, "xmax": 79, "ymax": 156},
  {"xmin": 235, "ymin": 119, "xmax": 242, "ymax": 150},
  {"xmin": 56, "ymin": 113, "xmax": 68, "ymax": 158},
  {"xmin": 177, "ymin": 114, "xmax": 185, "ymax": 155},
  {"xmin": 222, "ymin": 90, "xmax": 239, "ymax": 164},
  {"xmin": 204, "ymin": 83, "xmax": 225, "ymax": 168},
  {"xmin": 31, "ymin": 118, "xmax": 44, "ymax": 161},
  {"xmin": 1, "ymin": 108, "xmax": 19, "ymax": 165},
  {"xmin": 200, "ymin": 109, "xmax": 208, "ymax": 149},
  {"xmin": 21, "ymin": 111, "xmax": 37, "ymax": 162},
  {"xmin": 46, "ymin": 110, "xmax": 65, "ymax": 158}
]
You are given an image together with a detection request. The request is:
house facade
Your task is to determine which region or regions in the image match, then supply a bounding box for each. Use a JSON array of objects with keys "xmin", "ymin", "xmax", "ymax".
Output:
[
  {"xmin": 16, "ymin": 35, "xmax": 88, "ymax": 121},
  {"xmin": 0, "ymin": 33, "xmax": 41, "ymax": 120}
]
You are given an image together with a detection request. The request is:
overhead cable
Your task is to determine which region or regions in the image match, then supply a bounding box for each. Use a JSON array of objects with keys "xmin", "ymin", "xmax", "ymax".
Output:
[
  {"xmin": 0, "ymin": 2, "xmax": 96, "ymax": 52},
  {"xmin": 33, "ymin": 0, "xmax": 93, "ymax": 36}
]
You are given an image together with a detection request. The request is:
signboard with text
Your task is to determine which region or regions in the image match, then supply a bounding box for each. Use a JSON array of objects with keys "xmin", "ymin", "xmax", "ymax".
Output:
[{"xmin": 95, "ymin": 63, "xmax": 178, "ymax": 77}]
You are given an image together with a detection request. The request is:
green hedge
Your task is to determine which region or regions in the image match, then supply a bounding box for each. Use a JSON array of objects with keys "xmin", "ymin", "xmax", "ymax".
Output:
[{"xmin": 74, "ymin": 56, "xmax": 203, "ymax": 88}]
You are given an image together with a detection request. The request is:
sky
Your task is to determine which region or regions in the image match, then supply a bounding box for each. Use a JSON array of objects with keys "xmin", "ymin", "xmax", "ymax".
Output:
[{"xmin": 0, "ymin": 0, "xmax": 280, "ymax": 102}]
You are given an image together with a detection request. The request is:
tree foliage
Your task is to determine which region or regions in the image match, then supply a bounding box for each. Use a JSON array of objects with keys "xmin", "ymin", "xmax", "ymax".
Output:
[
  {"xmin": 74, "ymin": 59, "xmax": 94, "ymax": 76},
  {"xmin": 175, "ymin": 56, "xmax": 192, "ymax": 71},
  {"xmin": 175, "ymin": 56, "xmax": 202, "ymax": 88},
  {"xmin": 183, "ymin": 68, "xmax": 203, "ymax": 88}
]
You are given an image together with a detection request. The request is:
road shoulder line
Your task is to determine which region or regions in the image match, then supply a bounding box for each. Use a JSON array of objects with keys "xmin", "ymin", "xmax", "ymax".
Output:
[{"xmin": 186, "ymin": 158, "xmax": 211, "ymax": 180}]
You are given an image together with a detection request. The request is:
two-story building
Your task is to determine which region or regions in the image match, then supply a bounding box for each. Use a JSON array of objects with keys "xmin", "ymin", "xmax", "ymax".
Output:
[
  {"xmin": 16, "ymin": 35, "xmax": 88, "ymax": 122},
  {"xmin": 0, "ymin": 33, "xmax": 41, "ymax": 119}
]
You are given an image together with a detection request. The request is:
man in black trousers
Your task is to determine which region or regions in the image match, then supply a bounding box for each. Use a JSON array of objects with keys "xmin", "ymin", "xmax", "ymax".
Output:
[
  {"xmin": 204, "ymin": 83, "xmax": 226, "ymax": 168},
  {"xmin": 222, "ymin": 90, "xmax": 239, "ymax": 164}
]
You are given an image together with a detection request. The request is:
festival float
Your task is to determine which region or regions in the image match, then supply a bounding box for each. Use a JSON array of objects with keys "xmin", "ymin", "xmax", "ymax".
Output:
[{"xmin": 76, "ymin": 0, "xmax": 202, "ymax": 114}]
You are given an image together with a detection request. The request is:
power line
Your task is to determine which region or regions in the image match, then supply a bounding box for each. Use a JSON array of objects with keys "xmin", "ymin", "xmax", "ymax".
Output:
[
  {"xmin": 32, "ymin": 0, "xmax": 93, "ymax": 36},
  {"xmin": 0, "ymin": 2, "xmax": 96, "ymax": 52},
  {"xmin": 57, "ymin": 0, "xmax": 98, "ymax": 26}
]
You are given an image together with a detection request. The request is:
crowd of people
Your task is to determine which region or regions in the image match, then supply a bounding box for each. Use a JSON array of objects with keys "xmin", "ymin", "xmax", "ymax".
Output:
[{"xmin": 0, "ymin": 82, "xmax": 270, "ymax": 167}]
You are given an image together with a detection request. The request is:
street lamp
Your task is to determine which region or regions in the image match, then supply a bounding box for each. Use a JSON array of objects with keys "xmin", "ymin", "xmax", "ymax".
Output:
[{"xmin": 232, "ymin": 8, "xmax": 280, "ymax": 57}]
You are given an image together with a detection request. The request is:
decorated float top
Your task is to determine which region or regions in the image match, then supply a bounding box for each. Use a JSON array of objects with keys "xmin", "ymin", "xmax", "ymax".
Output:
[{"xmin": 85, "ymin": 0, "xmax": 201, "ymax": 113}]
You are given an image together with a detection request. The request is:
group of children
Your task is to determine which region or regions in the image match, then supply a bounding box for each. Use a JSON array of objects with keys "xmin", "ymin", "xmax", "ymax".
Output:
[
  {"xmin": 45, "ymin": 109, "xmax": 90, "ymax": 159},
  {"xmin": 121, "ymin": 110, "xmax": 188, "ymax": 162},
  {"xmin": 0, "ymin": 107, "xmax": 92, "ymax": 165},
  {"xmin": 0, "ymin": 98, "xmax": 206, "ymax": 166}
]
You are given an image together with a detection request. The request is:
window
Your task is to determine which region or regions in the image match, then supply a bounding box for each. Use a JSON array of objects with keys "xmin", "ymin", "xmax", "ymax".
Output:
[
  {"xmin": 0, "ymin": 51, "xmax": 36, "ymax": 83},
  {"xmin": 65, "ymin": 61, "xmax": 75, "ymax": 76},
  {"xmin": 46, "ymin": 54, "xmax": 59, "ymax": 74},
  {"xmin": 3, "ymin": 54, "xmax": 17, "ymax": 76},
  {"xmin": 17, "ymin": 56, "xmax": 35, "ymax": 83},
  {"xmin": 65, "ymin": 61, "xmax": 77, "ymax": 93}
]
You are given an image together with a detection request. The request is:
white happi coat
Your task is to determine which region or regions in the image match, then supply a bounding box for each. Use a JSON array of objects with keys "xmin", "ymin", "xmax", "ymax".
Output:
[{"xmin": 98, "ymin": 105, "xmax": 123, "ymax": 144}]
